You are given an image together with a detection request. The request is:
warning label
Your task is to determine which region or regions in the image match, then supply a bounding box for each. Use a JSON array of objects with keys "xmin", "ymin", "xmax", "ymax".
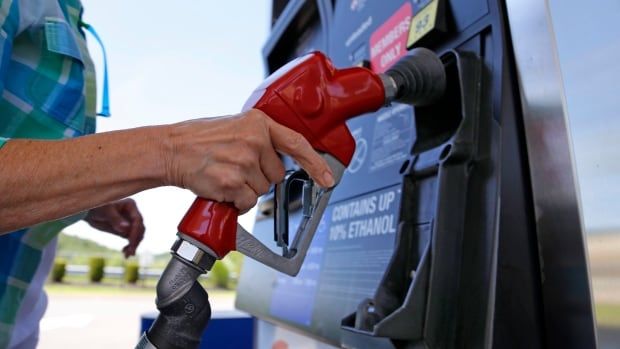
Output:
[
  {"xmin": 370, "ymin": 103, "xmax": 414, "ymax": 172},
  {"xmin": 328, "ymin": 187, "xmax": 401, "ymax": 241},
  {"xmin": 369, "ymin": 2, "xmax": 412, "ymax": 73}
]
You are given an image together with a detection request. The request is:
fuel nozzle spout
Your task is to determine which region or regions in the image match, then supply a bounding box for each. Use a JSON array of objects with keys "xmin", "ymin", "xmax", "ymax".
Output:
[{"xmin": 381, "ymin": 47, "xmax": 447, "ymax": 106}]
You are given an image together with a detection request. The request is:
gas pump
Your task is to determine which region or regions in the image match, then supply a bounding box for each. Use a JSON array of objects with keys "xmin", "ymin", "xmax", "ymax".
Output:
[
  {"xmin": 137, "ymin": 46, "xmax": 448, "ymax": 348},
  {"xmin": 236, "ymin": 0, "xmax": 597, "ymax": 349}
]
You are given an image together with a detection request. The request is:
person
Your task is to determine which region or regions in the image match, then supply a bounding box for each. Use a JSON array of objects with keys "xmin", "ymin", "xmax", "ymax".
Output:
[{"xmin": 0, "ymin": 1, "xmax": 334, "ymax": 348}]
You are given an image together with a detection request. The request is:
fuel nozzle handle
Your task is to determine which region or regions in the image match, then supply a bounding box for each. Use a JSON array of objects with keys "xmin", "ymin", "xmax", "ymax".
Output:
[{"xmin": 177, "ymin": 47, "xmax": 446, "ymax": 268}]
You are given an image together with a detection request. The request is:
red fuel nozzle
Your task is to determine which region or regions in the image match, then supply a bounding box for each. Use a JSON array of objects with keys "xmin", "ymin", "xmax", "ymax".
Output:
[
  {"xmin": 178, "ymin": 49, "xmax": 446, "ymax": 263},
  {"xmin": 178, "ymin": 51, "xmax": 386, "ymax": 259}
]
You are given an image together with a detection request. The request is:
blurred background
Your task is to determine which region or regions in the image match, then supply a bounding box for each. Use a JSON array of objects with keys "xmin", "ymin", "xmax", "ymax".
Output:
[
  {"xmin": 40, "ymin": 1, "xmax": 271, "ymax": 347},
  {"xmin": 38, "ymin": 0, "xmax": 620, "ymax": 348},
  {"xmin": 550, "ymin": 0, "xmax": 620, "ymax": 345}
]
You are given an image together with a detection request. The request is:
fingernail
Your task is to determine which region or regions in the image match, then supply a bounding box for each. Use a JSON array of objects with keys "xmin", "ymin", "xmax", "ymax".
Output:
[
  {"xmin": 322, "ymin": 171, "xmax": 335, "ymax": 187},
  {"xmin": 119, "ymin": 221, "xmax": 130, "ymax": 228}
]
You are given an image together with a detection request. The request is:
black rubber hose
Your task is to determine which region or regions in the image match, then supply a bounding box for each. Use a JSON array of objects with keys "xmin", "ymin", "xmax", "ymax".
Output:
[
  {"xmin": 386, "ymin": 47, "xmax": 446, "ymax": 106},
  {"xmin": 146, "ymin": 256, "xmax": 211, "ymax": 349}
]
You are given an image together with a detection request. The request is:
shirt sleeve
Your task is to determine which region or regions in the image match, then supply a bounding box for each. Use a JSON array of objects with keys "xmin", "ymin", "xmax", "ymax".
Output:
[{"xmin": 0, "ymin": 2, "xmax": 20, "ymax": 146}]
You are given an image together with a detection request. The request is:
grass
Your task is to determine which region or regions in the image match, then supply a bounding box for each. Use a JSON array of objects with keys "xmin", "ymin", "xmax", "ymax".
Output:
[
  {"xmin": 596, "ymin": 303, "xmax": 620, "ymax": 327},
  {"xmin": 46, "ymin": 272, "xmax": 237, "ymax": 296},
  {"xmin": 51, "ymin": 232, "xmax": 243, "ymax": 298},
  {"xmin": 45, "ymin": 282, "xmax": 236, "ymax": 300}
]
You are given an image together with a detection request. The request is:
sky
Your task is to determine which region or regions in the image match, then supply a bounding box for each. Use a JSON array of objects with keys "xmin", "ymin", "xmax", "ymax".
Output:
[
  {"xmin": 65, "ymin": 0, "xmax": 272, "ymax": 254},
  {"xmin": 65, "ymin": 0, "xmax": 620, "ymax": 255},
  {"xmin": 549, "ymin": 0, "xmax": 620, "ymax": 232}
]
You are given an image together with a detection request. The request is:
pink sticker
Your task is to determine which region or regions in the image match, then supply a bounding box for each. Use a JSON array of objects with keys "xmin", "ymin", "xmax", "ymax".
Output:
[{"xmin": 369, "ymin": 2, "xmax": 413, "ymax": 73}]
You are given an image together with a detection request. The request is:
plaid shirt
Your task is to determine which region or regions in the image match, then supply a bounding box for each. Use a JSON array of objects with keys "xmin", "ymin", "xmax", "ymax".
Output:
[{"xmin": 0, "ymin": 0, "xmax": 98, "ymax": 346}]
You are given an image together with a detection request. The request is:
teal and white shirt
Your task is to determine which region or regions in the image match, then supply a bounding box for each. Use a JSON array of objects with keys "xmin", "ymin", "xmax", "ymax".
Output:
[{"xmin": 0, "ymin": 0, "xmax": 103, "ymax": 347}]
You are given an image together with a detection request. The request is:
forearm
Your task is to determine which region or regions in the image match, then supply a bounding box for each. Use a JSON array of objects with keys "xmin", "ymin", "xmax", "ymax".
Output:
[
  {"xmin": 0, "ymin": 125, "xmax": 169, "ymax": 233},
  {"xmin": 0, "ymin": 110, "xmax": 334, "ymax": 234}
]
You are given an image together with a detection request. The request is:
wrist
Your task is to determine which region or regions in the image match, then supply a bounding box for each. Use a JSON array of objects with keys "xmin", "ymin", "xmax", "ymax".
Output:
[{"xmin": 155, "ymin": 123, "xmax": 178, "ymax": 187}]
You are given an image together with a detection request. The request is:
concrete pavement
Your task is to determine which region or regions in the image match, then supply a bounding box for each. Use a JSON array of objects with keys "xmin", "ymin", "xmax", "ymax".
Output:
[{"xmin": 39, "ymin": 291, "xmax": 235, "ymax": 348}]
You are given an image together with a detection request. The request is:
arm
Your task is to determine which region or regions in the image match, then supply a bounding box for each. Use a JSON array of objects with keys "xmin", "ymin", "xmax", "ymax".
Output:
[
  {"xmin": 0, "ymin": 125, "xmax": 163, "ymax": 232},
  {"xmin": 0, "ymin": 109, "xmax": 335, "ymax": 233}
]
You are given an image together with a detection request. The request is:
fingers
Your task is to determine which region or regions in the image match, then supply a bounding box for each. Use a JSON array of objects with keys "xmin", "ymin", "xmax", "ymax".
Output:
[
  {"xmin": 118, "ymin": 199, "xmax": 145, "ymax": 257},
  {"xmin": 207, "ymin": 164, "xmax": 259, "ymax": 212},
  {"xmin": 259, "ymin": 147, "xmax": 286, "ymax": 184},
  {"xmin": 222, "ymin": 143, "xmax": 272, "ymax": 197},
  {"xmin": 93, "ymin": 205, "xmax": 130, "ymax": 233},
  {"xmin": 245, "ymin": 167, "xmax": 271, "ymax": 199},
  {"xmin": 232, "ymin": 184, "xmax": 259, "ymax": 214},
  {"xmin": 84, "ymin": 200, "xmax": 145, "ymax": 258},
  {"xmin": 84, "ymin": 219, "xmax": 114, "ymax": 234},
  {"xmin": 264, "ymin": 115, "xmax": 334, "ymax": 188},
  {"xmin": 170, "ymin": 109, "xmax": 336, "ymax": 213},
  {"xmin": 123, "ymin": 220, "xmax": 145, "ymax": 258}
]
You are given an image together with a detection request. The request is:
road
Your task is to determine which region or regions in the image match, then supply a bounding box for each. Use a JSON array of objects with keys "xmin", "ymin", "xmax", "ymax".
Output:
[{"xmin": 38, "ymin": 290, "xmax": 236, "ymax": 348}]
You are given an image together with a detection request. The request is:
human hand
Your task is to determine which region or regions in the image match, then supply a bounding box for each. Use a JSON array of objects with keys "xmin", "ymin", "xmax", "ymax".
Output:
[
  {"xmin": 84, "ymin": 198, "xmax": 145, "ymax": 258},
  {"xmin": 163, "ymin": 109, "xmax": 335, "ymax": 212}
]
